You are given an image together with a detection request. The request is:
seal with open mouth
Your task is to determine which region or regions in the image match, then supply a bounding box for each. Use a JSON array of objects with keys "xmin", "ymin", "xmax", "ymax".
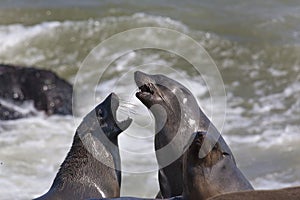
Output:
[
  {"xmin": 34, "ymin": 93, "xmax": 132, "ymax": 200},
  {"xmin": 134, "ymin": 71, "xmax": 253, "ymax": 198}
]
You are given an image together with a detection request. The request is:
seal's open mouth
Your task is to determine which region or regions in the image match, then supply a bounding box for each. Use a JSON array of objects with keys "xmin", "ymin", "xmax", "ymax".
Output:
[
  {"xmin": 134, "ymin": 71, "xmax": 156, "ymax": 103},
  {"xmin": 137, "ymin": 83, "xmax": 154, "ymax": 96},
  {"xmin": 109, "ymin": 93, "xmax": 132, "ymax": 131}
]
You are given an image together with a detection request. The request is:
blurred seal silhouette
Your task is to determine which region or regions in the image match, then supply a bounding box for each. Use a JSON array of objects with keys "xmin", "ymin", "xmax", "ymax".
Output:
[
  {"xmin": 34, "ymin": 93, "xmax": 132, "ymax": 200},
  {"xmin": 0, "ymin": 64, "xmax": 72, "ymax": 120}
]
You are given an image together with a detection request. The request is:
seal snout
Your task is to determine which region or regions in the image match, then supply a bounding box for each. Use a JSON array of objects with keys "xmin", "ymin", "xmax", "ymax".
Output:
[
  {"xmin": 134, "ymin": 71, "xmax": 153, "ymax": 87},
  {"xmin": 194, "ymin": 131, "xmax": 207, "ymax": 146},
  {"xmin": 134, "ymin": 71, "xmax": 157, "ymax": 105},
  {"xmin": 139, "ymin": 84, "xmax": 154, "ymax": 95},
  {"xmin": 96, "ymin": 93, "xmax": 132, "ymax": 132},
  {"xmin": 108, "ymin": 93, "xmax": 132, "ymax": 131},
  {"xmin": 137, "ymin": 83, "xmax": 155, "ymax": 100},
  {"xmin": 109, "ymin": 92, "xmax": 120, "ymax": 111}
]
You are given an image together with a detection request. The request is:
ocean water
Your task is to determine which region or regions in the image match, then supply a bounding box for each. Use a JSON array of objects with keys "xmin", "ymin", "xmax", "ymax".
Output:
[{"xmin": 0, "ymin": 1, "xmax": 300, "ymax": 199}]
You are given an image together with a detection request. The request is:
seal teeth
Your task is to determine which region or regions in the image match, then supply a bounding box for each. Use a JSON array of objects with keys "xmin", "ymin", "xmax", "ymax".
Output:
[{"xmin": 139, "ymin": 84, "xmax": 154, "ymax": 94}]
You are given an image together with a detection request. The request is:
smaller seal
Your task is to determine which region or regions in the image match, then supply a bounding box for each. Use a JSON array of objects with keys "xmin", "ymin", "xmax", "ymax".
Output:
[
  {"xmin": 207, "ymin": 186, "xmax": 300, "ymax": 200},
  {"xmin": 183, "ymin": 131, "xmax": 253, "ymax": 200},
  {"xmin": 34, "ymin": 93, "xmax": 132, "ymax": 200}
]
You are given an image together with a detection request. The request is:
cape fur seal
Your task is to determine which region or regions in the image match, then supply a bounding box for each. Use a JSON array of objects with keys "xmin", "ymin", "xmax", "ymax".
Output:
[
  {"xmin": 134, "ymin": 71, "xmax": 253, "ymax": 198},
  {"xmin": 0, "ymin": 64, "xmax": 72, "ymax": 120},
  {"xmin": 34, "ymin": 93, "xmax": 132, "ymax": 200}
]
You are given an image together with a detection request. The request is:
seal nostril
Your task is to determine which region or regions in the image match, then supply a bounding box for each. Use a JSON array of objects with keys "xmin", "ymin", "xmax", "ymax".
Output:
[{"xmin": 97, "ymin": 109, "xmax": 106, "ymax": 119}]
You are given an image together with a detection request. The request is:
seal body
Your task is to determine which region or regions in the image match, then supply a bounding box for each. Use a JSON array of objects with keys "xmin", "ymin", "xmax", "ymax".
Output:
[
  {"xmin": 134, "ymin": 71, "xmax": 253, "ymax": 198},
  {"xmin": 0, "ymin": 64, "xmax": 72, "ymax": 120},
  {"xmin": 183, "ymin": 132, "xmax": 253, "ymax": 200},
  {"xmin": 207, "ymin": 186, "xmax": 300, "ymax": 200},
  {"xmin": 34, "ymin": 93, "xmax": 132, "ymax": 200}
]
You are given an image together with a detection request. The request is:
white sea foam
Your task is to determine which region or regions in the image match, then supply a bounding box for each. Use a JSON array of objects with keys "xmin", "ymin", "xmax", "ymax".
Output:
[
  {"xmin": 0, "ymin": 21, "xmax": 61, "ymax": 53},
  {"xmin": 0, "ymin": 98, "xmax": 38, "ymax": 115},
  {"xmin": 252, "ymin": 169, "xmax": 300, "ymax": 190},
  {"xmin": 0, "ymin": 13, "xmax": 188, "ymax": 54}
]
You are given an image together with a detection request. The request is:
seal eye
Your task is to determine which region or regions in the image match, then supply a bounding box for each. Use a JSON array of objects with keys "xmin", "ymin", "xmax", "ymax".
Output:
[
  {"xmin": 222, "ymin": 152, "xmax": 230, "ymax": 157},
  {"xmin": 97, "ymin": 109, "xmax": 107, "ymax": 119}
]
